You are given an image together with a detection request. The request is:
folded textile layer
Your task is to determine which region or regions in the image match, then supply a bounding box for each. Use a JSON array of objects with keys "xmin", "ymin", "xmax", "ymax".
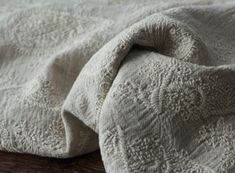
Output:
[{"xmin": 0, "ymin": 0, "xmax": 235, "ymax": 172}]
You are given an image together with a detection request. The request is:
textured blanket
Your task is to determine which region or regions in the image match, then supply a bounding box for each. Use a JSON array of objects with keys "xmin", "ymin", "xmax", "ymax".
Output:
[{"xmin": 0, "ymin": 0, "xmax": 235, "ymax": 172}]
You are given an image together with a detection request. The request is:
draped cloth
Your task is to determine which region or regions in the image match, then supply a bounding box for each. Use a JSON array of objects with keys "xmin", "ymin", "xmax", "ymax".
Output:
[{"xmin": 0, "ymin": 0, "xmax": 235, "ymax": 172}]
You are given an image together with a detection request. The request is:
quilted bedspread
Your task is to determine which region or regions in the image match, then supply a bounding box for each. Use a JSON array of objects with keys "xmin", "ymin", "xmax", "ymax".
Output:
[{"xmin": 0, "ymin": 0, "xmax": 235, "ymax": 172}]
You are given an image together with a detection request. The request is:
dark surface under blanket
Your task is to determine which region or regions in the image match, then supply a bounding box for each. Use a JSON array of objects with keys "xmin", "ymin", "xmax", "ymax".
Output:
[{"xmin": 0, "ymin": 151, "xmax": 105, "ymax": 173}]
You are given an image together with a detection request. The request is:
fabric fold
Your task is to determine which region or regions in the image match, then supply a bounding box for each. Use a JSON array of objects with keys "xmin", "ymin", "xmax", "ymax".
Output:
[
  {"xmin": 63, "ymin": 12, "xmax": 211, "ymax": 133},
  {"xmin": 1, "ymin": 0, "xmax": 235, "ymax": 172},
  {"xmin": 64, "ymin": 6, "xmax": 235, "ymax": 172}
]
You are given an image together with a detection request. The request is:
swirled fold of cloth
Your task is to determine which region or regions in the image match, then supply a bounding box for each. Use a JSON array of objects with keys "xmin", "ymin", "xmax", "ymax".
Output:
[{"xmin": 0, "ymin": 0, "xmax": 235, "ymax": 172}]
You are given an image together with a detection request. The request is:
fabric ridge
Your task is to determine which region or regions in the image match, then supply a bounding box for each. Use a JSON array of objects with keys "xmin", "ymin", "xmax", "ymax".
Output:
[{"xmin": 0, "ymin": 0, "xmax": 235, "ymax": 172}]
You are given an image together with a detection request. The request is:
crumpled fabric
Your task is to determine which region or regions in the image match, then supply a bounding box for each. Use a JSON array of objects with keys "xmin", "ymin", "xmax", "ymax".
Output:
[{"xmin": 0, "ymin": 0, "xmax": 235, "ymax": 172}]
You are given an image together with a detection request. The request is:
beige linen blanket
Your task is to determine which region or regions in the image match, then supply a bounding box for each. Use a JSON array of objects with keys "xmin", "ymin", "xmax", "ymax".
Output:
[{"xmin": 0, "ymin": 0, "xmax": 235, "ymax": 172}]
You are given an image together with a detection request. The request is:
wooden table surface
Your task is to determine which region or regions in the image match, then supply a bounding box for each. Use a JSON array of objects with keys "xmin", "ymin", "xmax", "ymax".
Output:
[{"xmin": 0, "ymin": 150, "xmax": 106, "ymax": 173}]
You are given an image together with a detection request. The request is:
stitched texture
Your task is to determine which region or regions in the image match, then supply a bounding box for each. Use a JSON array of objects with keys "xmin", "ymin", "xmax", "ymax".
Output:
[{"xmin": 0, "ymin": 0, "xmax": 235, "ymax": 172}]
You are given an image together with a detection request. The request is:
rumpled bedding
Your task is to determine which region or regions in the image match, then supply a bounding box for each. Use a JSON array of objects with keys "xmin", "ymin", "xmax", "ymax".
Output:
[{"xmin": 0, "ymin": 0, "xmax": 235, "ymax": 172}]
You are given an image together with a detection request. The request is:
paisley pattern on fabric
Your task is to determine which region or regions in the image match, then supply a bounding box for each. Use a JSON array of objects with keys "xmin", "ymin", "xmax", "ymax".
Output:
[{"xmin": 0, "ymin": 0, "xmax": 235, "ymax": 172}]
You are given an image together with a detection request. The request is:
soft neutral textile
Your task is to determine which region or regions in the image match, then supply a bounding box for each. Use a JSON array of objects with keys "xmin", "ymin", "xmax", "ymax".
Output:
[{"xmin": 0, "ymin": 0, "xmax": 235, "ymax": 172}]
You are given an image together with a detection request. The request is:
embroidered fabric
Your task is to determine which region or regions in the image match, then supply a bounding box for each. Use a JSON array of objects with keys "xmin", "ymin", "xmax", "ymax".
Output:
[{"xmin": 0, "ymin": 0, "xmax": 235, "ymax": 172}]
